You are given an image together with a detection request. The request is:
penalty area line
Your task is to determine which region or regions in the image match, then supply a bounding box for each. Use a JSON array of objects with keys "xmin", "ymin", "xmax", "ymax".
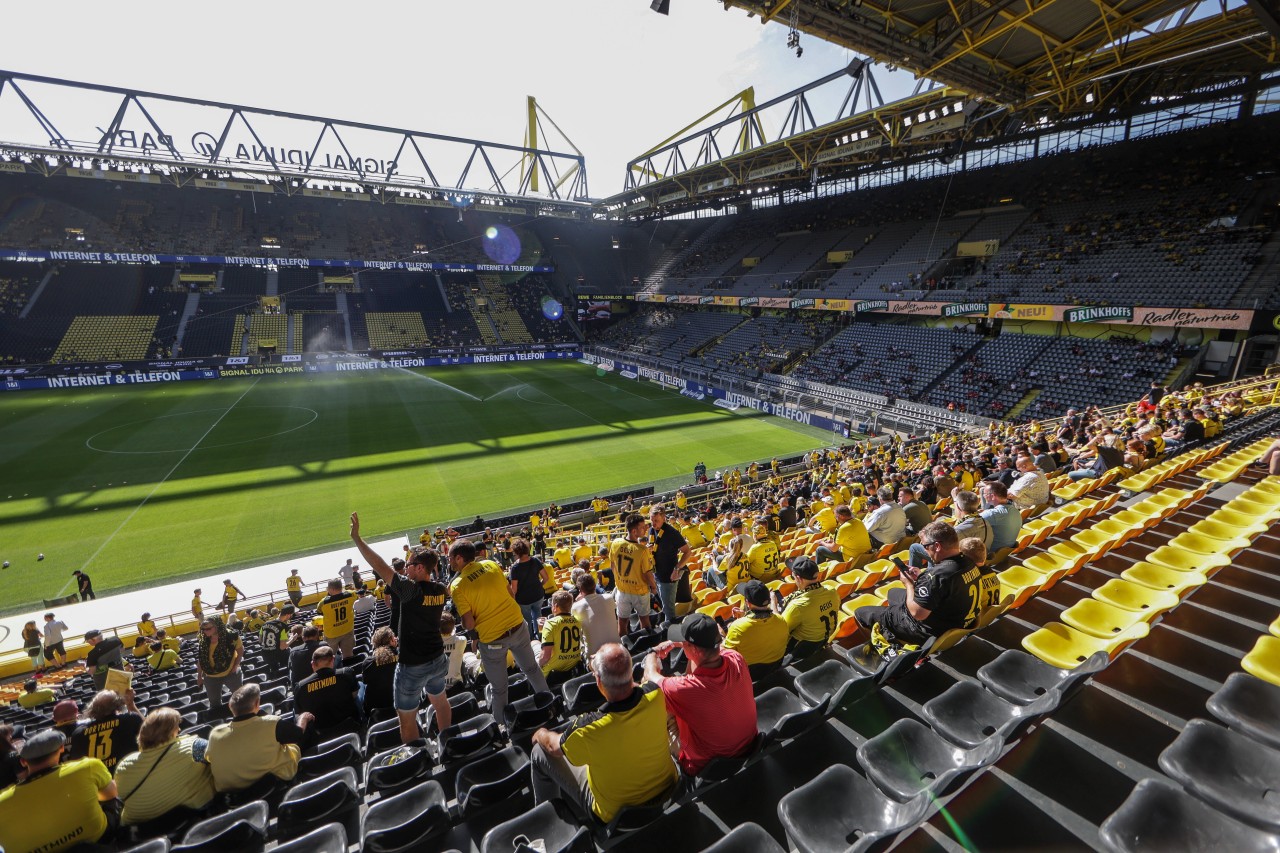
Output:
[{"xmin": 77, "ymin": 378, "xmax": 261, "ymax": 574}]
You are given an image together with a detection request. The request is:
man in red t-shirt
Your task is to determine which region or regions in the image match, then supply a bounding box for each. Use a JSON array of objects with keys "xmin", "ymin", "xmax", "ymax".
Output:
[{"xmin": 642, "ymin": 613, "xmax": 757, "ymax": 776}]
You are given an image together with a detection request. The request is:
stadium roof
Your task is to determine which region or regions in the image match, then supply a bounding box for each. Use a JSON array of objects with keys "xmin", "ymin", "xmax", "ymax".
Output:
[
  {"xmin": 602, "ymin": 0, "xmax": 1278, "ymax": 217},
  {"xmin": 720, "ymin": 0, "xmax": 1277, "ymax": 112}
]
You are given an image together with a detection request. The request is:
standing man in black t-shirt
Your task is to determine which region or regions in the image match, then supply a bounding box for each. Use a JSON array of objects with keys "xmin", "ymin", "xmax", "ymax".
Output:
[
  {"xmin": 350, "ymin": 513, "xmax": 451, "ymax": 745},
  {"xmin": 649, "ymin": 507, "xmax": 691, "ymax": 627},
  {"xmin": 72, "ymin": 570, "xmax": 96, "ymax": 601},
  {"xmin": 82, "ymin": 630, "xmax": 126, "ymax": 692}
]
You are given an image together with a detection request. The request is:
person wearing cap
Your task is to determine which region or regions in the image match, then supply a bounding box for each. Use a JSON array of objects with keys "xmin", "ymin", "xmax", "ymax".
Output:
[
  {"xmin": 82, "ymin": 629, "xmax": 127, "ymax": 692},
  {"xmin": 18, "ymin": 677, "xmax": 57, "ymax": 709},
  {"xmin": 777, "ymin": 558, "xmax": 841, "ymax": 660},
  {"xmin": 643, "ymin": 613, "xmax": 756, "ymax": 776},
  {"xmin": 723, "ymin": 580, "xmax": 790, "ymax": 677},
  {"xmin": 853, "ymin": 521, "xmax": 979, "ymax": 647},
  {"xmin": 650, "ymin": 506, "xmax": 692, "ymax": 627},
  {"xmin": 530, "ymin": 643, "xmax": 677, "ymax": 824},
  {"xmin": 0, "ymin": 729, "xmax": 118, "ymax": 851},
  {"xmin": 449, "ymin": 537, "xmax": 551, "ymax": 728},
  {"xmin": 812, "ymin": 504, "xmax": 870, "ymax": 567},
  {"xmin": 69, "ymin": 689, "xmax": 144, "ymax": 773},
  {"xmin": 114, "ymin": 707, "xmax": 216, "ymax": 827}
]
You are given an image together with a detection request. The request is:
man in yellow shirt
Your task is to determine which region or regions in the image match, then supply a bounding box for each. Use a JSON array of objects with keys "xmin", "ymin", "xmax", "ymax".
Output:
[
  {"xmin": 745, "ymin": 533, "xmax": 784, "ymax": 582},
  {"xmin": 217, "ymin": 578, "xmax": 246, "ymax": 614},
  {"xmin": 813, "ymin": 505, "xmax": 871, "ymax": 565},
  {"xmin": 538, "ymin": 591, "xmax": 584, "ymax": 685},
  {"xmin": 680, "ymin": 517, "xmax": 706, "ymax": 549},
  {"xmin": 136, "ymin": 613, "xmax": 156, "ymax": 640},
  {"xmin": 572, "ymin": 537, "xmax": 595, "ymax": 566},
  {"xmin": 722, "ymin": 581, "xmax": 789, "ymax": 676},
  {"xmin": 285, "ymin": 569, "xmax": 304, "ymax": 606},
  {"xmin": 147, "ymin": 642, "xmax": 180, "ymax": 672},
  {"xmin": 529, "ymin": 644, "xmax": 676, "ymax": 824},
  {"xmin": 609, "ymin": 514, "xmax": 657, "ymax": 636},
  {"xmin": 0, "ymin": 730, "xmax": 118, "ymax": 852},
  {"xmin": 777, "ymin": 559, "xmax": 840, "ymax": 660},
  {"xmin": 449, "ymin": 538, "xmax": 550, "ymax": 726},
  {"xmin": 317, "ymin": 580, "xmax": 356, "ymax": 659},
  {"xmin": 191, "ymin": 589, "xmax": 204, "ymax": 622}
]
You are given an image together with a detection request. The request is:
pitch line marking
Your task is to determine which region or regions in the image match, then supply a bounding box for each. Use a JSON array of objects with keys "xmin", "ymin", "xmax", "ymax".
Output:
[
  {"xmin": 77, "ymin": 378, "xmax": 261, "ymax": 574},
  {"xmin": 518, "ymin": 384, "xmax": 624, "ymax": 430}
]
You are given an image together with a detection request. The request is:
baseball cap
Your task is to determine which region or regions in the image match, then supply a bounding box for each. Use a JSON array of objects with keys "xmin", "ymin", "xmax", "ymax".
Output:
[
  {"xmin": 739, "ymin": 580, "xmax": 771, "ymax": 608},
  {"xmin": 83, "ymin": 629, "xmax": 102, "ymax": 642},
  {"xmin": 52, "ymin": 700, "xmax": 79, "ymax": 724},
  {"xmin": 729, "ymin": 518, "xmax": 744, "ymax": 529},
  {"xmin": 790, "ymin": 557, "xmax": 821, "ymax": 580},
  {"xmin": 20, "ymin": 729, "xmax": 66, "ymax": 761},
  {"xmin": 668, "ymin": 613, "xmax": 720, "ymax": 650}
]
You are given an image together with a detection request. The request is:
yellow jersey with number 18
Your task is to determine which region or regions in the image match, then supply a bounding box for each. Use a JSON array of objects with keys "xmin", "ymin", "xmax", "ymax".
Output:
[{"xmin": 609, "ymin": 538, "xmax": 654, "ymax": 596}]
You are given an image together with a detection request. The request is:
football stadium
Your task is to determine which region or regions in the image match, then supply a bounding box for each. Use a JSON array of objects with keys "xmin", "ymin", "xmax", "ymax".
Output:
[{"xmin": 1, "ymin": 0, "xmax": 1279, "ymax": 849}]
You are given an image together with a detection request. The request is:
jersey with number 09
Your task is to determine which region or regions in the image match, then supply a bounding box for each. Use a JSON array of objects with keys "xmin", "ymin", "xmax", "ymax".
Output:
[
  {"xmin": 745, "ymin": 540, "xmax": 783, "ymax": 581},
  {"xmin": 318, "ymin": 592, "xmax": 355, "ymax": 637},
  {"xmin": 781, "ymin": 585, "xmax": 841, "ymax": 644},
  {"xmin": 540, "ymin": 614, "xmax": 584, "ymax": 673},
  {"xmin": 610, "ymin": 538, "xmax": 654, "ymax": 596}
]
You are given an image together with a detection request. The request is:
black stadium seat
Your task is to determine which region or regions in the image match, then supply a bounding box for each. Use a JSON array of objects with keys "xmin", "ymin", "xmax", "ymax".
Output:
[
  {"xmin": 455, "ymin": 746, "xmax": 532, "ymax": 818},
  {"xmin": 269, "ymin": 822, "xmax": 348, "ymax": 853},
  {"xmin": 276, "ymin": 766, "xmax": 362, "ymax": 841},
  {"xmin": 365, "ymin": 740, "xmax": 433, "ymax": 796},
  {"xmin": 360, "ymin": 780, "xmax": 451, "ymax": 852},
  {"xmin": 1099, "ymin": 777, "xmax": 1280, "ymax": 852},
  {"xmin": 1158, "ymin": 719, "xmax": 1280, "ymax": 832},
  {"xmin": 1206, "ymin": 672, "xmax": 1280, "ymax": 750},
  {"xmin": 778, "ymin": 764, "xmax": 931, "ymax": 853},
  {"xmin": 755, "ymin": 687, "xmax": 828, "ymax": 747},
  {"xmin": 481, "ymin": 801, "xmax": 593, "ymax": 853},
  {"xmin": 699, "ymin": 821, "xmax": 786, "ymax": 853},
  {"xmin": 170, "ymin": 802, "xmax": 268, "ymax": 853},
  {"xmin": 857, "ymin": 718, "xmax": 1003, "ymax": 802},
  {"xmin": 920, "ymin": 680, "xmax": 1055, "ymax": 749}
]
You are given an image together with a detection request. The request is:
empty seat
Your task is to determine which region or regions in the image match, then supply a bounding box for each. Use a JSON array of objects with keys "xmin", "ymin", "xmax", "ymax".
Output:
[
  {"xmin": 1021, "ymin": 621, "xmax": 1147, "ymax": 669},
  {"xmin": 920, "ymin": 679, "xmax": 1056, "ymax": 749},
  {"xmin": 857, "ymin": 718, "xmax": 1003, "ymax": 802},
  {"xmin": 421, "ymin": 690, "xmax": 479, "ymax": 735},
  {"xmin": 700, "ymin": 821, "xmax": 786, "ymax": 852},
  {"xmin": 276, "ymin": 766, "xmax": 361, "ymax": 841},
  {"xmin": 118, "ymin": 839, "xmax": 171, "ymax": 853},
  {"xmin": 777, "ymin": 764, "xmax": 931, "ymax": 853},
  {"xmin": 455, "ymin": 745, "xmax": 531, "ymax": 817},
  {"xmin": 1099, "ymin": 776, "xmax": 1280, "ymax": 853},
  {"xmin": 1160, "ymin": 719, "xmax": 1280, "ymax": 832},
  {"xmin": 1208, "ymin": 672, "xmax": 1280, "ymax": 750},
  {"xmin": 360, "ymin": 780, "xmax": 450, "ymax": 853},
  {"xmin": 171, "ymin": 802, "xmax": 268, "ymax": 853},
  {"xmin": 481, "ymin": 800, "xmax": 593, "ymax": 853},
  {"xmin": 561, "ymin": 673, "xmax": 602, "ymax": 716},
  {"xmin": 504, "ymin": 691, "xmax": 558, "ymax": 732},
  {"xmin": 296, "ymin": 732, "xmax": 361, "ymax": 781},
  {"xmin": 270, "ymin": 822, "xmax": 347, "ymax": 853},
  {"xmin": 366, "ymin": 740, "xmax": 433, "ymax": 796},
  {"xmin": 755, "ymin": 687, "xmax": 828, "ymax": 747},
  {"xmin": 792, "ymin": 659, "xmax": 875, "ymax": 712},
  {"xmin": 438, "ymin": 713, "xmax": 504, "ymax": 764},
  {"xmin": 978, "ymin": 649, "xmax": 1108, "ymax": 705},
  {"xmin": 1243, "ymin": 635, "xmax": 1280, "ymax": 687}
]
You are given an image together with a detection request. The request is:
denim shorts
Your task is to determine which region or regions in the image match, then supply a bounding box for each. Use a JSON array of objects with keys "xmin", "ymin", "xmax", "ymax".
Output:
[{"xmin": 393, "ymin": 654, "xmax": 449, "ymax": 711}]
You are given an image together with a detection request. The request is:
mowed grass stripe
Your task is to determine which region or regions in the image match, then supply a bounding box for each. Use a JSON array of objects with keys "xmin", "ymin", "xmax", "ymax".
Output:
[{"xmin": 0, "ymin": 362, "xmax": 828, "ymax": 611}]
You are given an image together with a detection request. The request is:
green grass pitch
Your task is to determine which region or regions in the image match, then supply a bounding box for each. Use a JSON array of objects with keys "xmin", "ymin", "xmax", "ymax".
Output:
[{"xmin": 0, "ymin": 361, "xmax": 835, "ymax": 613}]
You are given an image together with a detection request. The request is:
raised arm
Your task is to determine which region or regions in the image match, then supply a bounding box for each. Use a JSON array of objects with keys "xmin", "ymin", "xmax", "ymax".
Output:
[{"xmin": 349, "ymin": 512, "xmax": 395, "ymax": 584}]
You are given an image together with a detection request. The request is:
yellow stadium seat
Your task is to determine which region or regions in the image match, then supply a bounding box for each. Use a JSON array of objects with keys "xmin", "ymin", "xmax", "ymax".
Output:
[
  {"xmin": 1242, "ymin": 635, "xmax": 1280, "ymax": 688},
  {"xmin": 1061, "ymin": 598, "xmax": 1157, "ymax": 639},
  {"xmin": 997, "ymin": 566, "xmax": 1052, "ymax": 610},
  {"xmin": 875, "ymin": 581, "xmax": 905, "ymax": 601},
  {"xmin": 1190, "ymin": 517, "xmax": 1267, "ymax": 541},
  {"xmin": 834, "ymin": 612, "xmax": 863, "ymax": 639},
  {"xmin": 768, "ymin": 580, "xmax": 798, "ymax": 598},
  {"xmin": 1092, "ymin": 579, "xmax": 1180, "ymax": 616},
  {"xmin": 830, "ymin": 581, "xmax": 856, "ymax": 601},
  {"xmin": 694, "ymin": 587, "xmax": 727, "ymax": 606},
  {"xmin": 1270, "ymin": 615, "xmax": 1280, "ymax": 639},
  {"xmin": 1020, "ymin": 551, "xmax": 1075, "ymax": 577},
  {"xmin": 841, "ymin": 594, "xmax": 882, "ymax": 618},
  {"xmin": 1208, "ymin": 507, "xmax": 1277, "ymax": 531},
  {"xmin": 1022, "ymin": 621, "xmax": 1148, "ymax": 669},
  {"xmin": 836, "ymin": 568, "xmax": 870, "ymax": 591},
  {"xmin": 696, "ymin": 601, "xmax": 735, "ymax": 622},
  {"xmin": 1121, "ymin": 562, "xmax": 1208, "ymax": 596},
  {"xmin": 1145, "ymin": 544, "xmax": 1232, "ymax": 573},
  {"xmin": 1069, "ymin": 527, "xmax": 1125, "ymax": 558}
]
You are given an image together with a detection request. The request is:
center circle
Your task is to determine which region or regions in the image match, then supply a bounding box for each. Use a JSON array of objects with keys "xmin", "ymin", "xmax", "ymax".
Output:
[{"xmin": 85, "ymin": 406, "xmax": 320, "ymax": 455}]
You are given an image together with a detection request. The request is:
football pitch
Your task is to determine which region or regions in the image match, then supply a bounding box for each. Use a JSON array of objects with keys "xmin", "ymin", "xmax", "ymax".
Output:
[{"xmin": 0, "ymin": 361, "xmax": 834, "ymax": 613}]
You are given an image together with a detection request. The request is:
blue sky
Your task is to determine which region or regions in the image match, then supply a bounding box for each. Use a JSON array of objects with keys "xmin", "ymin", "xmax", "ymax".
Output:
[{"xmin": 0, "ymin": 0, "xmax": 922, "ymax": 198}]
